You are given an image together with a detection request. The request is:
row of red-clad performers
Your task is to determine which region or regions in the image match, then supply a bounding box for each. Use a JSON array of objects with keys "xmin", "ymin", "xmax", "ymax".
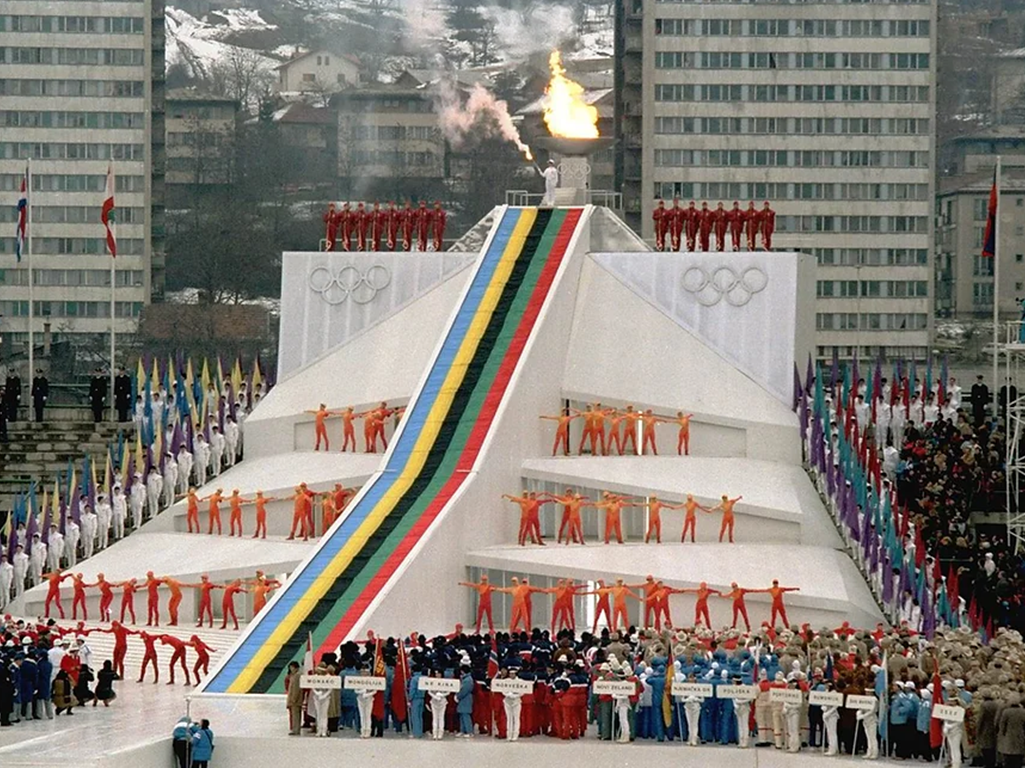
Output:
[
  {"xmin": 322, "ymin": 201, "xmax": 447, "ymax": 252},
  {"xmin": 653, "ymin": 200, "xmax": 775, "ymax": 253}
]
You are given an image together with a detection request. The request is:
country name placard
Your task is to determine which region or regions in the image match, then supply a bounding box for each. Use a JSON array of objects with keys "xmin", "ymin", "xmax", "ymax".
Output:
[
  {"xmin": 932, "ymin": 704, "xmax": 965, "ymax": 723},
  {"xmin": 593, "ymin": 680, "xmax": 638, "ymax": 696},
  {"xmin": 300, "ymin": 674, "xmax": 342, "ymax": 689},
  {"xmin": 418, "ymin": 677, "xmax": 461, "ymax": 693},
  {"xmin": 845, "ymin": 694, "xmax": 877, "ymax": 711},
  {"xmin": 342, "ymin": 676, "xmax": 386, "ymax": 691},
  {"xmin": 769, "ymin": 688, "xmax": 804, "ymax": 704},
  {"xmin": 671, "ymin": 682, "xmax": 713, "ymax": 697},
  {"xmin": 809, "ymin": 691, "xmax": 844, "ymax": 707},
  {"xmin": 491, "ymin": 678, "xmax": 534, "ymax": 695},
  {"xmin": 718, "ymin": 685, "xmax": 758, "ymax": 700}
]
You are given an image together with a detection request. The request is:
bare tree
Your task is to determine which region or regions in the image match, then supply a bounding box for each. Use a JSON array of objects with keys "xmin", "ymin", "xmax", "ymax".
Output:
[{"xmin": 208, "ymin": 47, "xmax": 274, "ymax": 114}]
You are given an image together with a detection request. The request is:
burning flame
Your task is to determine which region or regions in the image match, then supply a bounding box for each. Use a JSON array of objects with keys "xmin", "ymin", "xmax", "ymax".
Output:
[{"xmin": 543, "ymin": 51, "xmax": 599, "ymax": 139}]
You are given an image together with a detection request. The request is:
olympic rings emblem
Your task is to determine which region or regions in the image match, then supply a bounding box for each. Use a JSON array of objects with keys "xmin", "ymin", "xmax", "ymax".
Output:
[
  {"xmin": 681, "ymin": 266, "xmax": 768, "ymax": 307},
  {"xmin": 308, "ymin": 264, "xmax": 391, "ymax": 306},
  {"xmin": 557, "ymin": 161, "xmax": 591, "ymax": 184}
]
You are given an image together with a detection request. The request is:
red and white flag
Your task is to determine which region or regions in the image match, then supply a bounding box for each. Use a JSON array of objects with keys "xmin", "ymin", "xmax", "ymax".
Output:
[{"xmin": 102, "ymin": 163, "xmax": 117, "ymax": 257}]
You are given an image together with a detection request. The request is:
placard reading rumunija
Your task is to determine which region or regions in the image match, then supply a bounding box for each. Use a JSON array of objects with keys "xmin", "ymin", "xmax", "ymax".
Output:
[{"xmin": 808, "ymin": 691, "xmax": 845, "ymax": 706}]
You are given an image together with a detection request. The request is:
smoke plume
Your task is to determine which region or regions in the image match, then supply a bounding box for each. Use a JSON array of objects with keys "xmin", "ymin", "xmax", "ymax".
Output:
[{"xmin": 436, "ymin": 80, "xmax": 533, "ymax": 159}]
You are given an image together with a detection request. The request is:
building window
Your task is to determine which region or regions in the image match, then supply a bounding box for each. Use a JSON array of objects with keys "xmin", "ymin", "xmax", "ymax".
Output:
[
  {"xmin": 1017, "ymin": 283, "xmax": 1024, "ymax": 292},
  {"xmin": 973, "ymin": 197, "xmax": 989, "ymax": 221},
  {"xmin": 1017, "ymin": 254, "xmax": 1024, "ymax": 263},
  {"xmin": 302, "ymin": 73, "xmax": 316, "ymax": 82}
]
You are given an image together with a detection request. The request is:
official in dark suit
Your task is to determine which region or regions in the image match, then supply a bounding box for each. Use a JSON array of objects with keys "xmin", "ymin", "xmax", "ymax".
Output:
[
  {"xmin": 114, "ymin": 367, "xmax": 131, "ymax": 422},
  {"xmin": 30, "ymin": 369, "xmax": 48, "ymax": 423},
  {"xmin": 3, "ymin": 373, "xmax": 20, "ymax": 421},
  {"xmin": 89, "ymin": 370, "xmax": 107, "ymax": 423},
  {"xmin": 971, "ymin": 375, "xmax": 989, "ymax": 427}
]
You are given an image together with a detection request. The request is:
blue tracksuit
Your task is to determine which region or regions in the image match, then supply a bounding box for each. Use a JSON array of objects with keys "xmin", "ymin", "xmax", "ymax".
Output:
[
  {"xmin": 456, "ymin": 674, "xmax": 474, "ymax": 735},
  {"xmin": 408, "ymin": 673, "xmax": 425, "ymax": 737},
  {"xmin": 340, "ymin": 666, "xmax": 358, "ymax": 728}
]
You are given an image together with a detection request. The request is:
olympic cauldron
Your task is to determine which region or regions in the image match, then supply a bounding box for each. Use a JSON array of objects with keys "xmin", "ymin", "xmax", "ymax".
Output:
[{"xmin": 534, "ymin": 136, "xmax": 616, "ymax": 206}]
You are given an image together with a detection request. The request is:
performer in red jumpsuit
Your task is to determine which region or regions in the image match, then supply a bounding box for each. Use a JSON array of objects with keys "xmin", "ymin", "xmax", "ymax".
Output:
[
  {"xmin": 415, "ymin": 200, "xmax": 430, "ymax": 251},
  {"xmin": 221, "ymin": 578, "xmax": 247, "ymax": 630},
  {"xmin": 205, "ymin": 488, "xmax": 224, "ymax": 536},
  {"xmin": 43, "ymin": 570, "xmax": 69, "ymax": 619},
  {"xmin": 160, "ymin": 634, "xmax": 191, "ymax": 685},
  {"xmin": 760, "ymin": 201, "xmax": 776, "ymax": 250},
  {"xmin": 369, "ymin": 202, "xmax": 385, "ymax": 251},
  {"xmin": 697, "ymin": 201, "xmax": 714, "ymax": 251},
  {"xmin": 458, "ymin": 574, "xmax": 496, "ymax": 633},
  {"xmin": 353, "ymin": 202, "xmax": 368, "ymax": 251},
  {"xmin": 95, "ymin": 573, "xmax": 116, "ymax": 622},
  {"xmin": 163, "ymin": 576, "xmax": 187, "ymax": 626},
  {"xmin": 680, "ymin": 581, "xmax": 720, "ymax": 628},
  {"xmin": 717, "ymin": 582, "xmax": 755, "ymax": 631},
  {"xmin": 145, "ymin": 570, "xmax": 162, "ymax": 626},
  {"xmin": 744, "ymin": 201, "xmax": 760, "ymax": 250},
  {"xmin": 135, "ymin": 629, "xmax": 160, "ymax": 683},
  {"xmin": 400, "ymin": 201, "xmax": 415, "ymax": 251},
  {"xmin": 119, "ymin": 577, "xmax": 138, "ymax": 623},
  {"xmin": 386, "ymin": 201, "xmax": 400, "ymax": 251},
  {"xmin": 71, "ymin": 572, "xmax": 91, "ymax": 621},
  {"xmin": 194, "ymin": 574, "xmax": 221, "ymax": 628},
  {"xmin": 432, "ymin": 201, "xmax": 446, "ymax": 251},
  {"xmin": 652, "ymin": 200, "xmax": 667, "ymax": 251},
  {"xmin": 713, "ymin": 202, "xmax": 728, "ymax": 251},
  {"xmin": 190, "ymin": 635, "xmax": 215, "ymax": 684},
  {"xmin": 323, "ymin": 202, "xmax": 338, "ymax": 251},
  {"xmin": 339, "ymin": 202, "xmax": 353, "ymax": 251},
  {"xmin": 91, "ymin": 621, "xmax": 131, "ymax": 679},
  {"xmin": 684, "ymin": 200, "xmax": 699, "ymax": 251},
  {"xmin": 668, "ymin": 198, "xmax": 684, "ymax": 251},
  {"xmin": 726, "ymin": 201, "xmax": 744, "ymax": 251},
  {"xmin": 765, "ymin": 579, "xmax": 799, "ymax": 627}
]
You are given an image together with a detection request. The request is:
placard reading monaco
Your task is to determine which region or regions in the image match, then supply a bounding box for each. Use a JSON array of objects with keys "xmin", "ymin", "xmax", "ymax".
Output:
[
  {"xmin": 342, "ymin": 676, "xmax": 387, "ymax": 691},
  {"xmin": 671, "ymin": 682, "xmax": 714, "ymax": 697},
  {"xmin": 808, "ymin": 690, "xmax": 845, "ymax": 707},
  {"xmin": 299, "ymin": 674, "xmax": 343, "ymax": 690},
  {"xmin": 490, "ymin": 678, "xmax": 535, "ymax": 695},
  {"xmin": 418, "ymin": 677, "xmax": 461, "ymax": 693},
  {"xmin": 592, "ymin": 680, "xmax": 640, "ymax": 696}
]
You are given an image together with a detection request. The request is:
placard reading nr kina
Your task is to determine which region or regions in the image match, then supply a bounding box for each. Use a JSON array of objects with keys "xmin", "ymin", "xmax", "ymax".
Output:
[
  {"xmin": 418, "ymin": 677, "xmax": 461, "ymax": 693},
  {"xmin": 845, "ymin": 694, "xmax": 877, "ymax": 711},
  {"xmin": 769, "ymin": 688, "xmax": 803, "ymax": 704},
  {"xmin": 671, "ymin": 682, "xmax": 713, "ymax": 697},
  {"xmin": 932, "ymin": 704, "xmax": 965, "ymax": 723},
  {"xmin": 593, "ymin": 680, "xmax": 638, "ymax": 696},
  {"xmin": 808, "ymin": 691, "xmax": 845, "ymax": 707},
  {"xmin": 491, "ymin": 678, "xmax": 534, "ymax": 695},
  {"xmin": 342, "ymin": 676, "xmax": 387, "ymax": 691},
  {"xmin": 300, "ymin": 674, "xmax": 342, "ymax": 690}
]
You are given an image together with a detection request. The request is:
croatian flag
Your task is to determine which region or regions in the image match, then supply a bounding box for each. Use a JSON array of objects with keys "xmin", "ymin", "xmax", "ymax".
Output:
[
  {"xmin": 15, "ymin": 166, "xmax": 27, "ymax": 262},
  {"xmin": 981, "ymin": 165, "xmax": 997, "ymax": 258},
  {"xmin": 102, "ymin": 163, "xmax": 117, "ymax": 257}
]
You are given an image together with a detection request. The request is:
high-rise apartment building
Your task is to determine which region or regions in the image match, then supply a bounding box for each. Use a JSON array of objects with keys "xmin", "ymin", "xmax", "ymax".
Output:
[
  {"xmin": 615, "ymin": 0, "xmax": 936, "ymax": 363},
  {"xmin": 0, "ymin": 0, "xmax": 164, "ymax": 352}
]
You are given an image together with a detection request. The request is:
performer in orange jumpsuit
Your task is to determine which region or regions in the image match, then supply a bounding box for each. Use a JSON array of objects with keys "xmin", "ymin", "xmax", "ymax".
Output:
[
  {"xmin": 643, "ymin": 495, "xmax": 685, "ymax": 544},
  {"xmin": 575, "ymin": 404, "xmax": 595, "ymax": 455},
  {"xmin": 671, "ymin": 411, "xmax": 695, "ymax": 456},
  {"xmin": 333, "ymin": 483, "xmax": 353, "ymax": 514},
  {"xmin": 717, "ymin": 582, "xmax": 755, "ymax": 631},
  {"xmin": 605, "ymin": 579, "xmax": 643, "ymax": 631},
  {"xmin": 203, "ymin": 488, "xmax": 224, "ymax": 535},
  {"xmin": 503, "ymin": 492, "xmax": 543, "ymax": 546},
  {"xmin": 713, "ymin": 201, "xmax": 728, "ymax": 251},
  {"xmin": 459, "ymin": 573, "xmax": 497, "ymax": 633},
  {"xmin": 621, "ymin": 405, "xmax": 640, "ymax": 455},
  {"xmin": 251, "ymin": 490, "xmax": 273, "ymax": 539},
  {"xmin": 605, "ymin": 408, "xmax": 627, "ymax": 455},
  {"xmin": 163, "ymin": 576, "xmax": 186, "ymax": 626},
  {"xmin": 43, "ymin": 570, "xmax": 70, "ymax": 618},
  {"xmin": 539, "ymin": 409, "xmax": 579, "ymax": 456},
  {"xmin": 369, "ymin": 202, "xmax": 386, "ymax": 251},
  {"xmin": 498, "ymin": 577, "xmax": 543, "ymax": 632},
  {"xmin": 432, "ymin": 201, "xmax": 446, "ymax": 251},
  {"xmin": 668, "ymin": 198, "xmax": 684, "ymax": 251},
  {"xmin": 549, "ymin": 579, "xmax": 585, "ymax": 632},
  {"xmin": 386, "ymin": 201, "xmax": 401, "ymax": 251},
  {"xmin": 590, "ymin": 403, "xmax": 608, "ymax": 456},
  {"xmin": 69, "ymin": 572, "xmax": 91, "ymax": 620},
  {"xmin": 339, "ymin": 202, "xmax": 353, "ymax": 251},
  {"xmin": 684, "ymin": 200, "xmax": 700, "ymax": 251},
  {"xmin": 227, "ymin": 489, "xmax": 250, "ymax": 537},
  {"xmin": 145, "ymin": 570, "xmax": 163, "ymax": 626},
  {"xmin": 710, "ymin": 494, "xmax": 742, "ymax": 543},
  {"xmin": 680, "ymin": 494, "xmax": 708, "ymax": 543},
  {"xmin": 698, "ymin": 201, "xmax": 714, "ymax": 251},
  {"xmin": 287, "ymin": 484, "xmax": 314, "ymax": 540},
  {"xmin": 542, "ymin": 488, "xmax": 587, "ymax": 545},
  {"xmin": 194, "ymin": 574, "xmax": 221, "ymax": 628},
  {"xmin": 221, "ymin": 578, "xmax": 247, "ymax": 630},
  {"xmin": 415, "ymin": 200, "xmax": 430, "ymax": 251},
  {"xmin": 251, "ymin": 571, "xmax": 280, "ymax": 614},
  {"xmin": 400, "ymin": 200, "xmax": 415, "ymax": 251},
  {"xmin": 306, "ymin": 403, "xmax": 335, "ymax": 451},
  {"xmin": 95, "ymin": 572, "xmax": 116, "ymax": 622},
  {"xmin": 680, "ymin": 582, "xmax": 720, "ymax": 628},
  {"xmin": 353, "ymin": 201, "xmax": 368, "ymax": 251},
  {"xmin": 119, "ymin": 577, "xmax": 138, "ymax": 623},
  {"xmin": 190, "ymin": 635, "xmax": 215, "ymax": 684},
  {"xmin": 340, "ymin": 406, "xmax": 359, "ymax": 452},
  {"xmin": 135, "ymin": 629, "xmax": 160, "ymax": 683},
  {"xmin": 320, "ymin": 492, "xmax": 336, "ymax": 533},
  {"xmin": 185, "ymin": 487, "xmax": 201, "ymax": 533},
  {"xmin": 323, "ymin": 202, "xmax": 338, "ymax": 251},
  {"xmin": 760, "ymin": 201, "xmax": 775, "ymax": 250},
  {"xmin": 590, "ymin": 492, "xmax": 638, "ymax": 544},
  {"xmin": 765, "ymin": 579, "xmax": 799, "ymax": 628},
  {"xmin": 628, "ymin": 575, "xmax": 661, "ymax": 628},
  {"xmin": 744, "ymin": 201, "xmax": 760, "ymax": 250},
  {"xmin": 159, "ymin": 633, "xmax": 191, "ymax": 685},
  {"xmin": 726, "ymin": 200, "xmax": 744, "ymax": 251},
  {"xmin": 640, "ymin": 409, "xmax": 664, "ymax": 455},
  {"xmin": 652, "ymin": 200, "xmax": 668, "ymax": 251},
  {"xmin": 91, "ymin": 621, "xmax": 131, "ymax": 679},
  {"xmin": 653, "ymin": 581, "xmax": 675, "ymax": 628}
]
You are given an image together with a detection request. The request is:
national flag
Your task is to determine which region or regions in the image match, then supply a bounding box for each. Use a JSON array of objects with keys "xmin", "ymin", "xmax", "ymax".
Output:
[
  {"xmin": 372, "ymin": 639, "xmax": 387, "ymax": 721},
  {"xmin": 40, "ymin": 489, "xmax": 50, "ymax": 544},
  {"xmin": 15, "ymin": 165, "xmax": 28, "ymax": 262},
  {"xmin": 662, "ymin": 647, "xmax": 675, "ymax": 727},
  {"xmin": 303, "ymin": 631, "xmax": 314, "ymax": 674},
  {"xmin": 102, "ymin": 163, "xmax": 117, "ymax": 257},
  {"xmin": 487, "ymin": 636, "xmax": 499, "ymax": 680},
  {"xmin": 981, "ymin": 165, "xmax": 998, "ymax": 258},
  {"xmin": 929, "ymin": 662, "xmax": 943, "ymax": 749},
  {"xmin": 391, "ymin": 640, "xmax": 409, "ymax": 724}
]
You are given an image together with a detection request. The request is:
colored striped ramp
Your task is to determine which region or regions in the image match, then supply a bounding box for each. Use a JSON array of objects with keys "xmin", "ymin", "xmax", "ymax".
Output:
[{"xmin": 202, "ymin": 206, "xmax": 584, "ymax": 694}]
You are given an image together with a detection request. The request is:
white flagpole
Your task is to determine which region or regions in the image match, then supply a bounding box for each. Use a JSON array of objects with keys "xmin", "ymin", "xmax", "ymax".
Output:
[
  {"xmin": 992, "ymin": 156, "xmax": 1001, "ymax": 396},
  {"xmin": 27, "ymin": 158, "xmax": 33, "ymax": 380}
]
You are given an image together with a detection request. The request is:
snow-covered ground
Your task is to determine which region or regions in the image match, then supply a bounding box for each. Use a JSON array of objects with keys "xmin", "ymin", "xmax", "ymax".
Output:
[{"xmin": 166, "ymin": 5, "xmax": 280, "ymax": 80}]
